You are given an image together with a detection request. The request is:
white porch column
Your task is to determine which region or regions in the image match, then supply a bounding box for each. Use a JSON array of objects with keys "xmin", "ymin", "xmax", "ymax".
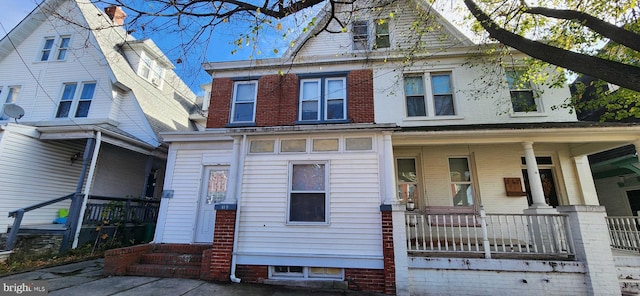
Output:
[
  {"xmin": 522, "ymin": 142, "xmax": 549, "ymax": 208},
  {"xmin": 572, "ymin": 155, "xmax": 599, "ymax": 205},
  {"xmin": 224, "ymin": 135, "xmax": 242, "ymax": 204},
  {"xmin": 383, "ymin": 132, "xmax": 398, "ymax": 205}
]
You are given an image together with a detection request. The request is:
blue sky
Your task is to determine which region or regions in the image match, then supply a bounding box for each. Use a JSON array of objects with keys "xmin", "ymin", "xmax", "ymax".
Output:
[{"xmin": 0, "ymin": 1, "xmax": 298, "ymax": 95}]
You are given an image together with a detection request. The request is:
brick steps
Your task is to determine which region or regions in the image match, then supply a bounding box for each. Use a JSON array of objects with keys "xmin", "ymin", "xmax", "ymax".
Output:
[
  {"xmin": 140, "ymin": 253, "xmax": 202, "ymax": 266},
  {"xmin": 126, "ymin": 264, "xmax": 201, "ymax": 279}
]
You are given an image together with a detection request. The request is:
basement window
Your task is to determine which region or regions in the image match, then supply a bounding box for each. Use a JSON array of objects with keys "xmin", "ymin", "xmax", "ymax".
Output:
[{"xmin": 271, "ymin": 266, "xmax": 343, "ymax": 280}]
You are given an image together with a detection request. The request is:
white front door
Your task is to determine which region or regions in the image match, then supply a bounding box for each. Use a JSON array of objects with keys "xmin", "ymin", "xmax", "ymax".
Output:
[{"xmin": 195, "ymin": 166, "xmax": 229, "ymax": 243}]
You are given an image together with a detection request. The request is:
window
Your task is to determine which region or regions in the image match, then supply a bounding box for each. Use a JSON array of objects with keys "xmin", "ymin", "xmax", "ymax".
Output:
[
  {"xmin": 397, "ymin": 158, "xmax": 418, "ymax": 205},
  {"xmin": 231, "ymin": 81, "xmax": 257, "ymax": 123},
  {"xmin": 56, "ymin": 36, "xmax": 70, "ymax": 60},
  {"xmin": 374, "ymin": 20, "xmax": 390, "ymax": 49},
  {"xmin": 55, "ymin": 82, "xmax": 96, "ymax": 118},
  {"xmin": 404, "ymin": 73, "xmax": 456, "ymax": 117},
  {"xmin": 521, "ymin": 156, "xmax": 559, "ymax": 207},
  {"xmin": 449, "ymin": 157, "xmax": 474, "ymax": 206},
  {"xmin": 506, "ymin": 69, "xmax": 537, "ymax": 112},
  {"xmin": 39, "ymin": 36, "xmax": 70, "ymax": 61},
  {"xmin": 137, "ymin": 52, "xmax": 165, "ymax": 88},
  {"xmin": 271, "ymin": 266, "xmax": 343, "ymax": 280},
  {"xmin": 288, "ymin": 163, "xmax": 328, "ymax": 223},
  {"xmin": 40, "ymin": 38, "xmax": 55, "ymax": 61},
  {"xmin": 0, "ymin": 86, "xmax": 21, "ymax": 120},
  {"xmin": 352, "ymin": 21, "xmax": 369, "ymax": 50},
  {"xmin": 299, "ymin": 77, "xmax": 346, "ymax": 122}
]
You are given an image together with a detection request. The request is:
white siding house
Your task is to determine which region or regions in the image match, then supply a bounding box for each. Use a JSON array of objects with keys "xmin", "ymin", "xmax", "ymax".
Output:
[{"xmin": 0, "ymin": 0, "xmax": 197, "ymax": 250}]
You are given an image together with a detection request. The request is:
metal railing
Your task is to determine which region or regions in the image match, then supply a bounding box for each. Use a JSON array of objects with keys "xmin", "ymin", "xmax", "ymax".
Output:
[
  {"xmin": 406, "ymin": 208, "xmax": 575, "ymax": 259},
  {"xmin": 606, "ymin": 216, "xmax": 640, "ymax": 251}
]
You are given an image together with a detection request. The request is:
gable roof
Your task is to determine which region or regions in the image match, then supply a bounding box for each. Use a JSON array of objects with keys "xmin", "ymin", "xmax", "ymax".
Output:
[{"xmin": 0, "ymin": 0, "xmax": 197, "ymax": 146}]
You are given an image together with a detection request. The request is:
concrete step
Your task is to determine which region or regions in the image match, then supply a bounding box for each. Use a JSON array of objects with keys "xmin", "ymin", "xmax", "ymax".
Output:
[
  {"xmin": 139, "ymin": 253, "xmax": 202, "ymax": 266},
  {"xmin": 126, "ymin": 264, "xmax": 201, "ymax": 279},
  {"xmin": 615, "ymin": 255, "xmax": 640, "ymax": 267}
]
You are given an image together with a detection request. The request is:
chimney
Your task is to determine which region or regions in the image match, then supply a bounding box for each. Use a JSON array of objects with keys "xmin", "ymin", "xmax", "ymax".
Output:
[{"xmin": 104, "ymin": 6, "xmax": 127, "ymax": 26}]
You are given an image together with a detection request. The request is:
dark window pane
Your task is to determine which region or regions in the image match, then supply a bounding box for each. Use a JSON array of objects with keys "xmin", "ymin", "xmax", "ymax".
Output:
[
  {"xmin": 301, "ymin": 101, "xmax": 318, "ymax": 120},
  {"xmin": 290, "ymin": 193, "xmax": 326, "ymax": 222},
  {"xmin": 233, "ymin": 103, "xmax": 254, "ymax": 122},
  {"xmin": 407, "ymin": 96, "xmax": 426, "ymax": 116},
  {"xmin": 56, "ymin": 101, "xmax": 72, "ymax": 118},
  {"xmin": 75, "ymin": 101, "xmax": 91, "ymax": 117},
  {"xmin": 326, "ymin": 99, "xmax": 344, "ymax": 119},
  {"xmin": 511, "ymin": 91, "xmax": 536, "ymax": 112},
  {"xmin": 434, "ymin": 95, "xmax": 454, "ymax": 115}
]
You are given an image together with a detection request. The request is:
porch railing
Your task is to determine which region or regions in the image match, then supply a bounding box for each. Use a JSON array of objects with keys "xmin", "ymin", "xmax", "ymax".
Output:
[
  {"xmin": 606, "ymin": 216, "xmax": 640, "ymax": 251},
  {"xmin": 406, "ymin": 208, "xmax": 575, "ymax": 259},
  {"xmin": 83, "ymin": 196, "xmax": 160, "ymax": 225}
]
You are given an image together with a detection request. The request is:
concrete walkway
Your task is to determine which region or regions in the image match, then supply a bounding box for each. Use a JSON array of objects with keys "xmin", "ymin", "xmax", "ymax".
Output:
[{"xmin": 0, "ymin": 259, "xmax": 386, "ymax": 295}]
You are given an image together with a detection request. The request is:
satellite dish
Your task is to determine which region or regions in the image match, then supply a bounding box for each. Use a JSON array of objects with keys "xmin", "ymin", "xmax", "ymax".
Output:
[{"xmin": 4, "ymin": 104, "xmax": 25, "ymax": 122}]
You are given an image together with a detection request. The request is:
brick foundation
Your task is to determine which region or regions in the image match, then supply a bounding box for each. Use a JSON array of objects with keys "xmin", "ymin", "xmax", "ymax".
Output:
[
  {"xmin": 345, "ymin": 268, "xmax": 386, "ymax": 293},
  {"xmin": 202, "ymin": 209, "xmax": 237, "ymax": 281},
  {"xmin": 235, "ymin": 264, "xmax": 269, "ymax": 282}
]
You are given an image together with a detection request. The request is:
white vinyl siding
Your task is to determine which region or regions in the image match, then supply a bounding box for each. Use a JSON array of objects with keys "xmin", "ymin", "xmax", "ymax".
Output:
[
  {"xmin": 157, "ymin": 145, "xmax": 233, "ymax": 243},
  {"xmin": 237, "ymin": 143, "xmax": 382, "ymax": 264},
  {"xmin": 0, "ymin": 126, "xmax": 83, "ymax": 233}
]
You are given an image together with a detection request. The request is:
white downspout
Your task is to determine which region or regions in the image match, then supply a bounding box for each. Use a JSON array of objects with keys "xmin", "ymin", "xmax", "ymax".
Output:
[
  {"xmin": 72, "ymin": 131, "xmax": 102, "ymax": 249},
  {"xmin": 229, "ymin": 134, "xmax": 247, "ymax": 283}
]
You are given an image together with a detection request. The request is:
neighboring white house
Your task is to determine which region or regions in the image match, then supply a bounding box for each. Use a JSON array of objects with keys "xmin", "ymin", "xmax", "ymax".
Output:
[
  {"xmin": 105, "ymin": 0, "xmax": 640, "ymax": 295},
  {"xmin": 0, "ymin": 0, "xmax": 197, "ymax": 249}
]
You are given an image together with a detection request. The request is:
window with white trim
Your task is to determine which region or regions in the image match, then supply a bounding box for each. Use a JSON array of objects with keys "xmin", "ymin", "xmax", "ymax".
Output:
[
  {"xmin": 374, "ymin": 19, "xmax": 390, "ymax": 49},
  {"xmin": 506, "ymin": 69, "xmax": 538, "ymax": 112},
  {"xmin": 271, "ymin": 266, "xmax": 343, "ymax": 280},
  {"xmin": 352, "ymin": 21, "xmax": 369, "ymax": 50},
  {"xmin": 288, "ymin": 162, "xmax": 328, "ymax": 223},
  {"xmin": 449, "ymin": 157, "xmax": 474, "ymax": 207},
  {"xmin": 352, "ymin": 19, "xmax": 390, "ymax": 50},
  {"xmin": 39, "ymin": 36, "xmax": 71, "ymax": 61},
  {"xmin": 404, "ymin": 72, "xmax": 456, "ymax": 117},
  {"xmin": 137, "ymin": 52, "xmax": 165, "ymax": 88},
  {"xmin": 299, "ymin": 77, "xmax": 346, "ymax": 122},
  {"xmin": 231, "ymin": 81, "xmax": 257, "ymax": 123},
  {"xmin": 0, "ymin": 86, "xmax": 21, "ymax": 120},
  {"xmin": 55, "ymin": 82, "xmax": 96, "ymax": 118}
]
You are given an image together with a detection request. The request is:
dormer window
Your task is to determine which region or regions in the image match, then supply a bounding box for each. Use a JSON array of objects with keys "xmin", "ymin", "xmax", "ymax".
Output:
[
  {"xmin": 138, "ymin": 52, "xmax": 165, "ymax": 88},
  {"xmin": 40, "ymin": 36, "xmax": 71, "ymax": 61},
  {"xmin": 352, "ymin": 21, "xmax": 369, "ymax": 50}
]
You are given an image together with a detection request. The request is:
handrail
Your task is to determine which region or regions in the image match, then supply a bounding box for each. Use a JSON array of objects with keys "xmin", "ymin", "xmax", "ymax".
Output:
[
  {"xmin": 8, "ymin": 193, "xmax": 75, "ymax": 218},
  {"xmin": 6, "ymin": 193, "xmax": 75, "ymax": 251}
]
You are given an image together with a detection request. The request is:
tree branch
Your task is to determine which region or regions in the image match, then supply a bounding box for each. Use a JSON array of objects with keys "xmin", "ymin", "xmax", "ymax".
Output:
[
  {"xmin": 464, "ymin": 0, "xmax": 640, "ymax": 92},
  {"xmin": 524, "ymin": 6, "xmax": 640, "ymax": 52}
]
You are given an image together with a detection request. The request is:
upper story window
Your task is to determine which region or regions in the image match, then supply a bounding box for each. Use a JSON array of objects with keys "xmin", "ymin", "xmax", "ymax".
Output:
[
  {"xmin": 299, "ymin": 77, "xmax": 347, "ymax": 123},
  {"xmin": 404, "ymin": 72, "xmax": 456, "ymax": 117},
  {"xmin": 0, "ymin": 86, "xmax": 21, "ymax": 120},
  {"xmin": 40, "ymin": 36, "xmax": 70, "ymax": 61},
  {"xmin": 231, "ymin": 81, "xmax": 257, "ymax": 123},
  {"xmin": 137, "ymin": 52, "xmax": 165, "ymax": 88},
  {"xmin": 506, "ymin": 69, "xmax": 538, "ymax": 112},
  {"xmin": 55, "ymin": 82, "xmax": 96, "ymax": 118},
  {"xmin": 352, "ymin": 19, "xmax": 390, "ymax": 50}
]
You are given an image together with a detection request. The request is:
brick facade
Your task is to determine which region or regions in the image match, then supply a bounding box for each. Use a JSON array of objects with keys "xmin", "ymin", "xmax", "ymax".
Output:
[
  {"xmin": 205, "ymin": 70, "xmax": 374, "ymax": 128},
  {"xmin": 345, "ymin": 268, "xmax": 386, "ymax": 293},
  {"xmin": 203, "ymin": 209, "xmax": 237, "ymax": 281},
  {"xmin": 235, "ymin": 264, "xmax": 269, "ymax": 282}
]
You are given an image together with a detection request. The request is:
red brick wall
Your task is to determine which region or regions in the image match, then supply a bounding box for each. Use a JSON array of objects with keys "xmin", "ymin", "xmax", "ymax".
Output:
[
  {"xmin": 345, "ymin": 268, "xmax": 386, "ymax": 293},
  {"xmin": 347, "ymin": 69, "xmax": 375, "ymax": 123},
  {"xmin": 207, "ymin": 78, "xmax": 233, "ymax": 128},
  {"xmin": 103, "ymin": 243, "xmax": 154, "ymax": 275},
  {"xmin": 203, "ymin": 209, "xmax": 237, "ymax": 281},
  {"xmin": 255, "ymin": 74, "xmax": 299, "ymax": 126},
  {"xmin": 381, "ymin": 210, "xmax": 396, "ymax": 295},
  {"xmin": 205, "ymin": 70, "xmax": 375, "ymax": 128},
  {"xmin": 235, "ymin": 265, "xmax": 269, "ymax": 283}
]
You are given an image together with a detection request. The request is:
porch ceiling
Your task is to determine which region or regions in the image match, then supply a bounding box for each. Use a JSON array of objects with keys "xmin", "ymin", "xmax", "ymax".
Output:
[{"xmin": 392, "ymin": 122, "xmax": 640, "ymax": 157}]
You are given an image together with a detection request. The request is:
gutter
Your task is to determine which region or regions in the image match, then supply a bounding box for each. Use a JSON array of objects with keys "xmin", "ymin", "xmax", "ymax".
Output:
[{"xmin": 229, "ymin": 134, "xmax": 247, "ymax": 283}]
